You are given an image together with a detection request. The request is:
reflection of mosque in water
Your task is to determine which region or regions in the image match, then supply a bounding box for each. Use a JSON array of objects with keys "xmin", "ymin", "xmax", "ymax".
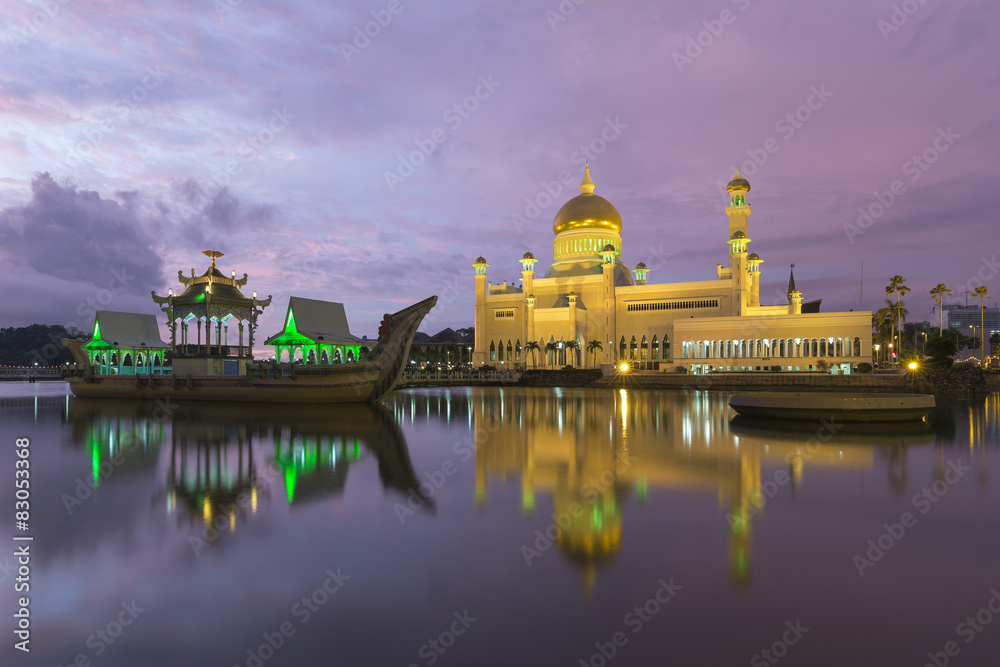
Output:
[
  {"xmin": 68, "ymin": 399, "xmax": 425, "ymax": 539},
  {"xmin": 391, "ymin": 388, "xmax": 937, "ymax": 590}
]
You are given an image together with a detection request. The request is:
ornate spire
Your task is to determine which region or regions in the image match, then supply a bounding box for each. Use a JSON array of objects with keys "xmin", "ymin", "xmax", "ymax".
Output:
[
  {"xmin": 580, "ymin": 162, "xmax": 595, "ymax": 195},
  {"xmin": 787, "ymin": 263, "xmax": 797, "ymax": 299},
  {"xmin": 203, "ymin": 249, "xmax": 224, "ymax": 269}
]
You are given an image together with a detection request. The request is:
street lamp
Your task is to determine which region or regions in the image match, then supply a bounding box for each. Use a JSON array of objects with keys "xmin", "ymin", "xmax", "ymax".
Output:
[{"xmin": 874, "ymin": 343, "xmax": 881, "ymax": 367}]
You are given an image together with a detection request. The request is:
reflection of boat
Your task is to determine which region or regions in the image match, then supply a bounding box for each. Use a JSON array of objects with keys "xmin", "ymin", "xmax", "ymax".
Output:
[
  {"xmin": 728, "ymin": 392, "xmax": 935, "ymax": 422},
  {"xmin": 729, "ymin": 414, "xmax": 935, "ymax": 447},
  {"xmin": 66, "ymin": 396, "xmax": 429, "ymax": 531},
  {"xmin": 62, "ymin": 296, "xmax": 437, "ymax": 403}
]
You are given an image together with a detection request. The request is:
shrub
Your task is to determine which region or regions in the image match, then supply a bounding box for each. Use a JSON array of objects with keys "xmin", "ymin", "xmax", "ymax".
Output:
[
  {"xmin": 479, "ymin": 364, "xmax": 496, "ymax": 372},
  {"xmin": 925, "ymin": 336, "xmax": 956, "ymax": 368},
  {"xmin": 815, "ymin": 359, "xmax": 829, "ymax": 371},
  {"xmin": 856, "ymin": 362, "xmax": 873, "ymax": 373},
  {"xmin": 562, "ymin": 364, "xmax": 575, "ymax": 370},
  {"xmin": 772, "ymin": 365, "xmax": 782, "ymax": 372},
  {"xmin": 674, "ymin": 366, "xmax": 687, "ymax": 373}
]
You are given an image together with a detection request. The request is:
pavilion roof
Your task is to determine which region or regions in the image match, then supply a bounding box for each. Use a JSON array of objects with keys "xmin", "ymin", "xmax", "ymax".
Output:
[
  {"xmin": 83, "ymin": 311, "xmax": 170, "ymax": 350},
  {"xmin": 264, "ymin": 297, "xmax": 363, "ymax": 346}
]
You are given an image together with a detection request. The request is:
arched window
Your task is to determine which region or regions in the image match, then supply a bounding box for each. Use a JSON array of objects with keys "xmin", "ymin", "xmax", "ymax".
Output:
[
  {"xmin": 620, "ymin": 336, "xmax": 627, "ymax": 360},
  {"xmin": 629, "ymin": 336, "xmax": 637, "ymax": 360},
  {"xmin": 651, "ymin": 336, "xmax": 659, "ymax": 360},
  {"xmin": 779, "ymin": 339, "xmax": 785, "ymax": 357},
  {"xmin": 663, "ymin": 335, "xmax": 670, "ymax": 360},
  {"xmin": 515, "ymin": 340, "xmax": 522, "ymax": 362},
  {"xmin": 507, "ymin": 340, "xmax": 513, "ymax": 361},
  {"xmin": 489, "ymin": 341, "xmax": 496, "ymax": 361},
  {"xmin": 854, "ymin": 337, "xmax": 862, "ymax": 357},
  {"xmin": 819, "ymin": 339, "xmax": 827, "ymax": 357},
  {"xmin": 640, "ymin": 336, "xmax": 648, "ymax": 360}
]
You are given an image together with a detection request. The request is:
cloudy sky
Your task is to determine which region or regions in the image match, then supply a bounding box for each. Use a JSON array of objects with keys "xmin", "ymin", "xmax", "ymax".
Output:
[{"xmin": 0, "ymin": 0, "xmax": 997, "ymax": 340}]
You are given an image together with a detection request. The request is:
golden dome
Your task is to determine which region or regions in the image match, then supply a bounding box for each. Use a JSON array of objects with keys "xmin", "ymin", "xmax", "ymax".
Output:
[
  {"xmin": 727, "ymin": 167, "xmax": 751, "ymax": 192},
  {"xmin": 553, "ymin": 164, "xmax": 623, "ymax": 235}
]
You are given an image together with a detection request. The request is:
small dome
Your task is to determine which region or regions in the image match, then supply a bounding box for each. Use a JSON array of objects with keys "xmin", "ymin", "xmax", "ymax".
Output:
[
  {"xmin": 726, "ymin": 167, "xmax": 751, "ymax": 192},
  {"xmin": 635, "ymin": 262, "xmax": 647, "ymax": 270},
  {"xmin": 522, "ymin": 251, "xmax": 534, "ymax": 260},
  {"xmin": 475, "ymin": 256, "xmax": 487, "ymax": 264},
  {"xmin": 748, "ymin": 252, "xmax": 759, "ymax": 260},
  {"xmin": 731, "ymin": 231, "xmax": 746, "ymax": 239},
  {"xmin": 602, "ymin": 243, "xmax": 616, "ymax": 252}
]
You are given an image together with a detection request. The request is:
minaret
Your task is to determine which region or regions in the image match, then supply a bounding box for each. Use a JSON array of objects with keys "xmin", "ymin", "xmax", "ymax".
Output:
[
  {"xmin": 472, "ymin": 256, "xmax": 490, "ymax": 365},
  {"xmin": 521, "ymin": 252, "xmax": 537, "ymax": 359},
  {"xmin": 601, "ymin": 244, "xmax": 617, "ymax": 364},
  {"xmin": 728, "ymin": 231, "xmax": 751, "ymax": 316},
  {"xmin": 725, "ymin": 168, "xmax": 752, "ymax": 240},
  {"xmin": 747, "ymin": 253, "xmax": 762, "ymax": 307},
  {"xmin": 634, "ymin": 262, "xmax": 648, "ymax": 286},
  {"xmin": 788, "ymin": 264, "xmax": 802, "ymax": 315}
]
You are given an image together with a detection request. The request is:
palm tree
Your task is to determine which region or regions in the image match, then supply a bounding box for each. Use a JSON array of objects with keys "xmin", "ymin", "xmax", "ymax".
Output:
[
  {"xmin": 564, "ymin": 340, "xmax": 580, "ymax": 367},
  {"xmin": 886, "ymin": 275, "xmax": 910, "ymax": 362},
  {"xmin": 587, "ymin": 340, "xmax": 603, "ymax": 368},
  {"xmin": 929, "ymin": 283, "xmax": 952, "ymax": 335},
  {"xmin": 974, "ymin": 286, "xmax": 991, "ymax": 365},
  {"xmin": 544, "ymin": 341, "xmax": 558, "ymax": 368},
  {"xmin": 524, "ymin": 341, "xmax": 540, "ymax": 370}
]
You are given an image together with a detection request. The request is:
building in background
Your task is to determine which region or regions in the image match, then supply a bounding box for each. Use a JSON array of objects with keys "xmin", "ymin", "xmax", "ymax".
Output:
[{"xmin": 473, "ymin": 166, "xmax": 871, "ymax": 373}]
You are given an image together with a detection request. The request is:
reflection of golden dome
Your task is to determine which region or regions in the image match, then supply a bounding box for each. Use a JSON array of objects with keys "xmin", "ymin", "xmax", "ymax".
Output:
[{"xmin": 553, "ymin": 164, "xmax": 623, "ymax": 235}]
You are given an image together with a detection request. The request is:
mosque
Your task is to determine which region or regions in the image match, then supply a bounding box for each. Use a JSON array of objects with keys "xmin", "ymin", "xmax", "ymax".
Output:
[{"xmin": 472, "ymin": 166, "xmax": 871, "ymax": 374}]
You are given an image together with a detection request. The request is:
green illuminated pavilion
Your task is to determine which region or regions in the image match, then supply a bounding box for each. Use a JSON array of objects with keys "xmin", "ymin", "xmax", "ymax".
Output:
[
  {"xmin": 151, "ymin": 250, "xmax": 272, "ymax": 362},
  {"xmin": 264, "ymin": 296, "xmax": 364, "ymax": 363},
  {"xmin": 81, "ymin": 311, "xmax": 170, "ymax": 375}
]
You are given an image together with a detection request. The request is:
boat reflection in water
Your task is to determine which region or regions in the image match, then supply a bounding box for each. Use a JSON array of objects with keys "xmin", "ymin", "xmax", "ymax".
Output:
[
  {"xmin": 68, "ymin": 398, "xmax": 428, "ymax": 541},
  {"xmin": 391, "ymin": 388, "xmax": 937, "ymax": 591}
]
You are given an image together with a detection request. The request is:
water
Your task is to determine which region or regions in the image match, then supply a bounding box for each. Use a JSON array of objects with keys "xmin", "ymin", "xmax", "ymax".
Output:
[{"xmin": 1, "ymin": 382, "xmax": 999, "ymax": 666}]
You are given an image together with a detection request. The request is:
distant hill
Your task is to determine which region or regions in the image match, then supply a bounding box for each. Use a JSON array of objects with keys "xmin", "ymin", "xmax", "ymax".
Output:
[{"xmin": 0, "ymin": 324, "xmax": 85, "ymax": 366}]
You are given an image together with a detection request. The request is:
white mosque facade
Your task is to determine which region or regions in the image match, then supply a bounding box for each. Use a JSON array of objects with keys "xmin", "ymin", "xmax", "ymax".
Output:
[{"xmin": 472, "ymin": 166, "xmax": 872, "ymax": 374}]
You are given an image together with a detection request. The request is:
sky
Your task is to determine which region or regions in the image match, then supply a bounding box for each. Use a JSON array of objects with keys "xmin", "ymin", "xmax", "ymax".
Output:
[{"xmin": 0, "ymin": 0, "xmax": 997, "ymax": 340}]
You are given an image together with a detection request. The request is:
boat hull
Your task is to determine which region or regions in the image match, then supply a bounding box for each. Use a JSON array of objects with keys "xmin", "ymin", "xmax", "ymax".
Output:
[
  {"xmin": 63, "ymin": 295, "xmax": 438, "ymax": 404},
  {"xmin": 728, "ymin": 391, "xmax": 936, "ymax": 422}
]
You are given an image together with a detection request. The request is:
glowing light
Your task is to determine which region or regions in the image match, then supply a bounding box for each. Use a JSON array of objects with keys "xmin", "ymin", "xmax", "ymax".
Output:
[
  {"xmin": 619, "ymin": 363, "xmax": 629, "ymax": 372},
  {"xmin": 908, "ymin": 362, "xmax": 918, "ymax": 370}
]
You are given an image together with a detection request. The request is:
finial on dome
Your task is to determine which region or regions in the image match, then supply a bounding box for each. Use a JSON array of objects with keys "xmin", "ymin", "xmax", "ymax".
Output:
[{"xmin": 580, "ymin": 162, "xmax": 595, "ymax": 195}]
